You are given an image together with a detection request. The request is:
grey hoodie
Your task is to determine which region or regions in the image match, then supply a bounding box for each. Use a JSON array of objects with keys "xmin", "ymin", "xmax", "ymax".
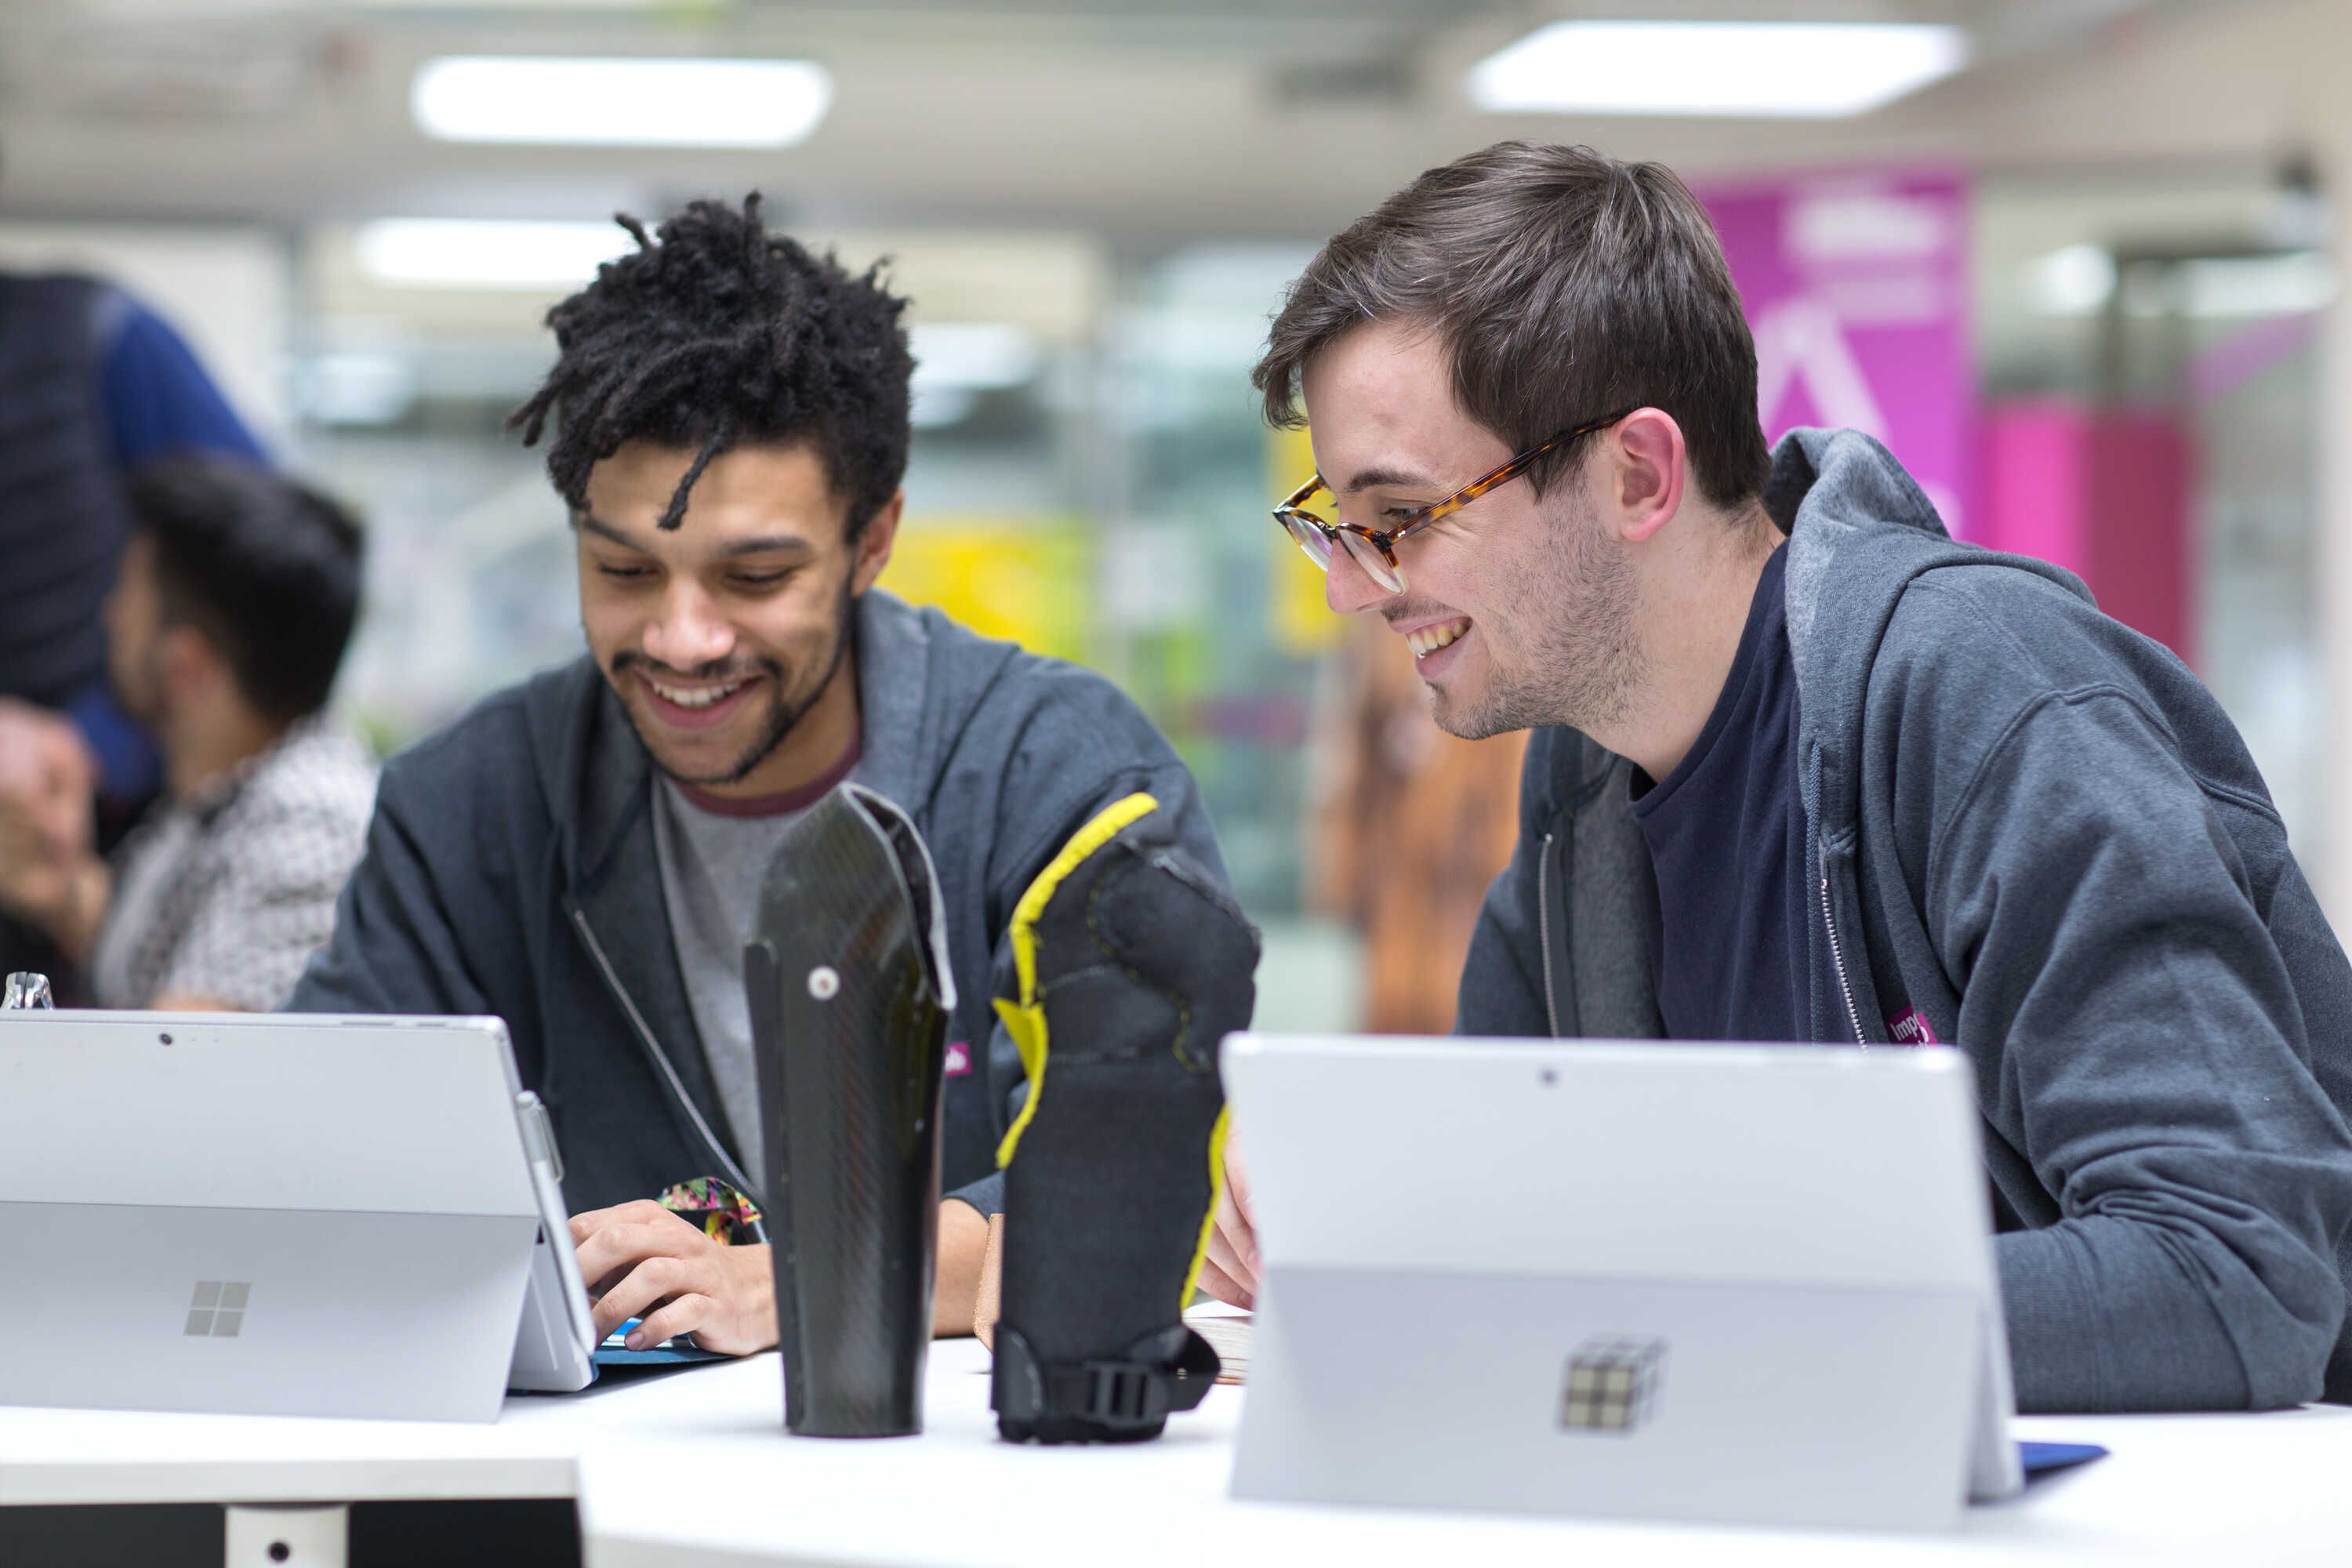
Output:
[
  {"xmin": 291, "ymin": 590, "xmax": 1231, "ymax": 1222},
  {"xmin": 1457, "ymin": 429, "xmax": 2352, "ymax": 1413}
]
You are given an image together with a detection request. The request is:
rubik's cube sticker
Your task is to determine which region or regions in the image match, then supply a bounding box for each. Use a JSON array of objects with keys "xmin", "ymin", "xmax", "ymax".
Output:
[{"xmin": 1559, "ymin": 1335, "xmax": 1666, "ymax": 1433}]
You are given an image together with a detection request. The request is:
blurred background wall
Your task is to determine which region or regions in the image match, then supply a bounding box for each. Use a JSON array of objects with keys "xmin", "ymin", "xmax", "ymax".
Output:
[{"xmin": 4, "ymin": 0, "xmax": 2347, "ymax": 1035}]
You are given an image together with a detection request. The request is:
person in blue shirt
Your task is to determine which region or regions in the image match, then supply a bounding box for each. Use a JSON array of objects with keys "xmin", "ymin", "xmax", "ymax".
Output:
[
  {"xmin": 98, "ymin": 291, "xmax": 267, "ymax": 468},
  {"xmin": 0, "ymin": 272, "xmax": 264, "ymax": 991}
]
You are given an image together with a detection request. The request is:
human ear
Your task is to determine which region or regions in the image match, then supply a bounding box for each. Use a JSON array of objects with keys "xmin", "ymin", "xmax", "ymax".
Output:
[
  {"xmin": 1606, "ymin": 409, "xmax": 1688, "ymax": 546},
  {"xmin": 158, "ymin": 625, "xmax": 221, "ymax": 705},
  {"xmin": 850, "ymin": 489, "xmax": 905, "ymax": 595}
]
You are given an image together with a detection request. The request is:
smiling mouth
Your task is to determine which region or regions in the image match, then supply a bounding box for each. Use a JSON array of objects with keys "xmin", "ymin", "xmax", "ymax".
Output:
[
  {"xmin": 644, "ymin": 675, "xmax": 750, "ymax": 710},
  {"xmin": 1406, "ymin": 618, "xmax": 1472, "ymax": 659}
]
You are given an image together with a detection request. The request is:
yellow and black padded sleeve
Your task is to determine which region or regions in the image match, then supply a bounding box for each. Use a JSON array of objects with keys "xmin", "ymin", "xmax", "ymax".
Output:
[{"xmin": 989, "ymin": 793, "xmax": 1260, "ymax": 1443}]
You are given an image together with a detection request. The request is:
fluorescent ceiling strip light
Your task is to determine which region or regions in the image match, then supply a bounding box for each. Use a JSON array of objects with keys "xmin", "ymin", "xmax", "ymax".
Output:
[
  {"xmin": 354, "ymin": 219, "xmax": 635, "ymax": 289},
  {"xmin": 413, "ymin": 56, "xmax": 831, "ymax": 147},
  {"xmin": 1468, "ymin": 21, "xmax": 1969, "ymax": 119},
  {"xmin": 910, "ymin": 323, "xmax": 1041, "ymax": 392}
]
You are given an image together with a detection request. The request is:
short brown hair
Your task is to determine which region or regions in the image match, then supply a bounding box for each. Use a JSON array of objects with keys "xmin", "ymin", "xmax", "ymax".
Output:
[{"xmin": 1253, "ymin": 142, "xmax": 1770, "ymax": 509}]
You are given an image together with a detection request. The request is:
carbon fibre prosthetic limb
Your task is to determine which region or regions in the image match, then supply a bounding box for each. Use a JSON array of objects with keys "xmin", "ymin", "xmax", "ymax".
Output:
[
  {"xmin": 744, "ymin": 783, "xmax": 956, "ymax": 1438},
  {"xmin": 989, "ymin": 793, "xmax": 1261, "ymax": 1443}
]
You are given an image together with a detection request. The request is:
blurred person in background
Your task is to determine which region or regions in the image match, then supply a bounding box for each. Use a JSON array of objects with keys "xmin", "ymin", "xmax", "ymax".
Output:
[
  {"xmin": 0, "ymin": 457, "xmax": 374, "ymax": 1011},
  {"xmin": 1309, "ymin": 613, "xmax": 1525, "ymax": 1034},
  {"xmin": 0, "ymin": 248, "xmax": 268, "ymax": 995},
  {"xmin": 289, "ymin": 196, "xmax": 1233, "ymax": 1356},
  {"xmin": 1207, "ymin": 140, "xmax": 2352, "ymax": 1415}
]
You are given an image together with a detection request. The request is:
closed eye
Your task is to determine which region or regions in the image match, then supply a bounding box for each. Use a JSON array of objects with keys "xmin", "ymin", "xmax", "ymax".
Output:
[{"xmin": 596, "ymin": 562, "xmax": 655, "ymax": 581}]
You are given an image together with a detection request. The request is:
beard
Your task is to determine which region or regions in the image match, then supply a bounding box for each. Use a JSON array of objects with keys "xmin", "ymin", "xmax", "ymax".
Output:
[
  {"xmin": 1434, "ymin": 497, "xmax": 1645, "ymax": 742},
  {"xmin": 608, "ymin": 579, "xmax": 855, "ymax": 788}
]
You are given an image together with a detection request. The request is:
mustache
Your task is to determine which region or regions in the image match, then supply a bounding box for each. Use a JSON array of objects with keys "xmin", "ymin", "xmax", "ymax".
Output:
[
  {"xmin": 610, "ymin": 650, "xmax": 784, "ymax": 684},
  {"xmin": 1377, "ymin": 601, "xmax": 1465, "ymax": 628}
]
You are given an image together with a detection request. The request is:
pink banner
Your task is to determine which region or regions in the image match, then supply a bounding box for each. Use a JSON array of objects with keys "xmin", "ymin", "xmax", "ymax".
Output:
[
  {"xmin": 1703, "ymin": 170, "xmax": 1975, "ymax": 538},
  {"xmin": 1981, "ymin": 403, "xmax": 2194, "ymax": 662}
]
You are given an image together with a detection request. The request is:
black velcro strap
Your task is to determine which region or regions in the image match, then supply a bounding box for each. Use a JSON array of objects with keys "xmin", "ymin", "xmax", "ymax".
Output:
[
  {"xmin": 994, "ymin": 1323, "xmax": 1221, "ymax": 1439},
  {"xmin": 1054, "ymin": 1360, "xmax": 1171, "ymax": 1429}
]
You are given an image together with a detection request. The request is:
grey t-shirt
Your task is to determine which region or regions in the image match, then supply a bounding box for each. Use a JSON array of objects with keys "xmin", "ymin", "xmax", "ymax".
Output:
[{"xmin": 650, "ymin": 756, "xmax": 858, "ymax": 1173}]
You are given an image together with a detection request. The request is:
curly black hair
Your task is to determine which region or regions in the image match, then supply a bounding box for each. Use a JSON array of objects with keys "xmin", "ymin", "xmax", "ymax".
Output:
[{"xmin": 510, "ymin": 193, "xmax": 914, "ymax": 535}]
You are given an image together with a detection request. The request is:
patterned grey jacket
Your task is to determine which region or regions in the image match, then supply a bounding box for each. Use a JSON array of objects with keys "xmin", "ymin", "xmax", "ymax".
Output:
[{"xmin": 93, "ymin": 717, "xmax": 378, "ymax": 1010}]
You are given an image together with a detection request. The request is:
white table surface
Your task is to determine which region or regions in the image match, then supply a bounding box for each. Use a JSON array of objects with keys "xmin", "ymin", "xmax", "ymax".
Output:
[{"xmin": 7, "ymin": 1341, "xmax": 2352, "ymax": 1567}]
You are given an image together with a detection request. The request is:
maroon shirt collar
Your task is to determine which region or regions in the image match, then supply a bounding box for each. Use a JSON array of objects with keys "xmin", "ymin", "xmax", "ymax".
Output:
[{"xmin": 670, "ymin": 731, "xmax": 862, "ymax": 819}]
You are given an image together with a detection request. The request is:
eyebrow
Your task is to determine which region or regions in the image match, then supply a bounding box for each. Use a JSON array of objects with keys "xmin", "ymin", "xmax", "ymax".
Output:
[
  {"xmin": 575, "ymin": 514, "xmax": 818, "ymax": 560},
  {"xmin": 1339, "ymin": 465, "xmax": 1444, "ymax": 496}
]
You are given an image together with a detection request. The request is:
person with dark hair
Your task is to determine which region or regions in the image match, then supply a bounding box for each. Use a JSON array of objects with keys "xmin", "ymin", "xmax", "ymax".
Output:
[
  {"xmin": 0, "ymin": 456, "xmax": 376, "ymax": 1010},
  {"xmin": 1207, "ymin": 141, "xmax": 2352, "ymax": 1415},
  {"xmin": 289, "ymin": 196, "xmax": 1236, "ymax": 1355}
]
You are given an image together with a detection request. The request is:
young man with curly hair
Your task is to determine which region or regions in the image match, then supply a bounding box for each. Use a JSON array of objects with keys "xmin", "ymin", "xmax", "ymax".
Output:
[{"xmin": 291, "ymin": 197, "xmax": 1233, "ymax": 1353}]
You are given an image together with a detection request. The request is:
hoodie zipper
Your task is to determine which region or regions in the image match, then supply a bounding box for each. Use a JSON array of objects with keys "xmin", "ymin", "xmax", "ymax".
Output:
[
  {"xmin": 1537, "ymin": 831, "xmax": 1563, "ymax": 1036},
  {"xmin": 1817, "ymin": 875, "xmax": 1868, "ymax": 1047},
  {"xmin": 567, "ymin": 903, "xmax": 762, "ymax": 1200}
]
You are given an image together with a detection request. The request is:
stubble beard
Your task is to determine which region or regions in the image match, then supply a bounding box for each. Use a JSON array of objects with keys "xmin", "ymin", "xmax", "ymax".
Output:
[
  {"xmin": 1435, "ymin": 501, "xmax": 1645, "ymax": 742},
  {"xmin": 615, "ymin": 581, "xmax": 856, "ymax": 788}
]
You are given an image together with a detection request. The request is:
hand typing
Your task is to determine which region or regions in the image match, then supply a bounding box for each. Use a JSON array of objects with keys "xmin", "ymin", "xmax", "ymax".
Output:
[{"xmin": 570, "ymin": 1200, "xmax": 776, "ymax": 1354}]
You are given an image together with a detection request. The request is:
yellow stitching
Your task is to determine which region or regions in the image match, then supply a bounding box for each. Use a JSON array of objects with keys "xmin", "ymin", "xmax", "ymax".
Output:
[
  {"xmin": 1069, "ymin": 846, "xmax": 1225, "ymax": 1319},
  {"xmin": 993, "ymin": 793, "xmax": 1161, "ymax": 1168},
  {"xmin": 1178, "ymin": 1106, "xmax": 1232, "ymax": 1311},
  {"xmin": 992, "ymin": 793, "xmax": 1230, "ymax": 1314}
]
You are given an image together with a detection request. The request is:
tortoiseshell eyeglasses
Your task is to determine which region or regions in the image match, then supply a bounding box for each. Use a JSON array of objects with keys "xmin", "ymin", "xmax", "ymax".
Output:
[{"xmin": 1272, "ymin": 409, "xmax": 1635, "ymax": 595}]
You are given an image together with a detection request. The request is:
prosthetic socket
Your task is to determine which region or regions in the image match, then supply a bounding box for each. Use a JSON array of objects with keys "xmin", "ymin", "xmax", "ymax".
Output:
[
  {"xmin": 990, "ymin": 793, "xmax": 1261, "ymax": 1443},
  {"xmin": 744, "ymin": 783, "xmax": 956, "ymax": 1438}
]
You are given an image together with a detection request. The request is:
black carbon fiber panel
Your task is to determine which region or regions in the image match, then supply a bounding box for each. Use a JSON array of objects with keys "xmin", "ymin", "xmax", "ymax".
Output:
[{"xmin": 747, "ymin": 784, "xmax": 949, "ymax": 1438}]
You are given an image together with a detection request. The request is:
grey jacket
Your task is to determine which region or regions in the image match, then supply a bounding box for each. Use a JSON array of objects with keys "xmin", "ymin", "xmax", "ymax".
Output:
[
  {"xmin": 290, "ymin": 590, "xmax": 1231, "ymax": 1221},
  {"xmin": 1458, "ymin": 428, "xmax": 2352, "ymax": 1413}
]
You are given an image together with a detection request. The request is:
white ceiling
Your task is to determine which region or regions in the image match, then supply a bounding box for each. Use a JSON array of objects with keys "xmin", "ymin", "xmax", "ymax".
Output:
[{"xmin": 0, "ymin": 0, "xmax": 2284, "ymax": 244}]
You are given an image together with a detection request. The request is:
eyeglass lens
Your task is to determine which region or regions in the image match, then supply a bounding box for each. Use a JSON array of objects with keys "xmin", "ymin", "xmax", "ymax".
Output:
[
  {"xmin": 1281, "ymin": 511, "xmax": 1332, "ymax": 569},
  {"xmin": 1281, "ymin": 503, "xmax": 1406, "ymax": 594},
  {"xmin": 1337, "ymin": 529, "xmax": 1405, "ymax": 594}
]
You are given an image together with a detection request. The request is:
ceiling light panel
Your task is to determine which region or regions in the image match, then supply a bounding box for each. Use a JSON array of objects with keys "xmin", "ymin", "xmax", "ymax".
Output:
[
  {"xmin": 1468, "ymin": 21, "xmax": 1970, "ymax": 120},
  {"xmin": 354, "ymin": 219, "xmax": 634, "ymax": 289},
  {"xmin": 412, "ymin": 56, "xmax": 832, "ymax": 147}
]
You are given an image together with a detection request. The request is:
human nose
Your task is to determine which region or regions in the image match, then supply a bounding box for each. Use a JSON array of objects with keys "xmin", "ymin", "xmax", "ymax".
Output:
[
  {"xmin": 641, "ymin": 582, "xmax": 737, "ymax": 670},
  {"xmin": 1323, "ymin": 538, "xmax": 1396, "ymax": 615}
]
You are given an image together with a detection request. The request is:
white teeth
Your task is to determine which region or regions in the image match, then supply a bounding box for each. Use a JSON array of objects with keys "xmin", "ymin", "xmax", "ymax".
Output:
[
  {"xmin": 1407, "ymin": 620, "xmax": 1470, "ymax": 659},
  {"xmin": 650, "ymin": 679, "xmax": 744, "ymax": 710}
]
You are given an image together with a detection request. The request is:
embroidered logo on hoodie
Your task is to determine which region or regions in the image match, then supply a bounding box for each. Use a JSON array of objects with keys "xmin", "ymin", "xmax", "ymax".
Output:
[{"xmin": 1888, "ymin": 1007, "xmax": 1940, "ymax": 1046}]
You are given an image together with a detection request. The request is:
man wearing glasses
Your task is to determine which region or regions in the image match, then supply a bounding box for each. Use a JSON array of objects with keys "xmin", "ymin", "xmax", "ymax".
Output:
[{"xmin": 1207, "ymin": 140, "xmax": 2352, "ymax": 1415}]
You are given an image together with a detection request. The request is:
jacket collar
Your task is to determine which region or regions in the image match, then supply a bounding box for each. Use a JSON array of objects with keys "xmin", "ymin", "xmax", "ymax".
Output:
[
  {"xmin": 1518, "ymin": 429, "xmax": 2095, "ymax": 848},
  {"xmin": 1770, "ymin": 426, "xmax": 2091, "ymax": 831},
  {"xmin": 850, "ymin": 588, "xmax": 939, "ymax": 819}
]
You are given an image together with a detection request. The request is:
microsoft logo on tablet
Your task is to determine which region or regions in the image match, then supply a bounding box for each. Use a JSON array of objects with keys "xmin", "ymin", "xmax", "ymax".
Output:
[{"xmin": 183, "ymin": 1281, "xmax": 251, "ymax": 1338}]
